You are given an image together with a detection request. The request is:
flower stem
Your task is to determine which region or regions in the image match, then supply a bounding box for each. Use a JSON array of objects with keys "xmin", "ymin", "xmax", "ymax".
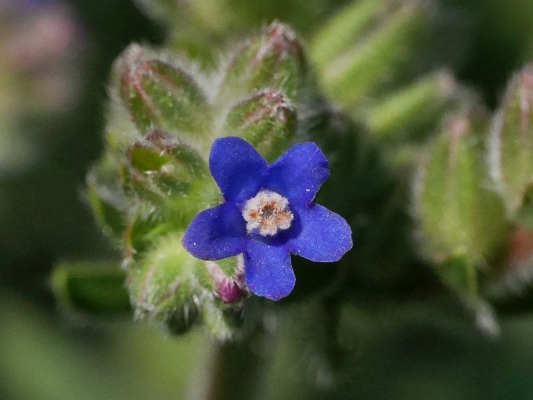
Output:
[{"xmin": 202, "ymin": 335, "xmax": 265, "ymax": 400}]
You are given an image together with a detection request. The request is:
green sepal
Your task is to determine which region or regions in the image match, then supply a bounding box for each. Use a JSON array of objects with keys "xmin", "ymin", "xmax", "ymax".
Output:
[
  {"xmin": 201, "ymin": 298, "xmax": 245, "ymax": 341},
  {"xmin": 117, "ymin": 45, "xmax": 212, "ymax": 136},
  {"xmin": 416, "ymin": 114, "xmax": 508, "ymax": 265},
  {"xmin": 122, "ymin": 187, "xmax": 217, "ymax": 260},
  {"xmin": 224, "ymin": 90, "xmax": 297, "ymax": 162},
  {"xmin": 51, "ymin": 261, "xmax": 131, "ymax": 317},
  {"xmin": 163, "ymin": 303, "xmax": 201, "ymax": 335},
  {"xmin": 124, "ymin": 205, "xmax": 169, "ymax": 259},
  {"xmin": 86, "ymin": 169, "xmax": 128, "ymax": 239},
  {"xmin": 119, "ymin": 165, "xmax": 164, "ymax": 206},
  {"xmin": 490, "ymin": 65, "xmax": 533, "ymax": 213},
  {"xmin": 124, "ymin": 129, "xmax": 208, "ymax": 199},
  {"xmin": 218, "ymin": 22, "xmax": 307, "ymax": 102}
]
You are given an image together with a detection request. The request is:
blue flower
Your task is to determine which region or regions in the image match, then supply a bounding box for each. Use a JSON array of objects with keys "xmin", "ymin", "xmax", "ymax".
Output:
[{"xmin": 182, "ymin": 137, "xmax": 352, "ymax": 300}]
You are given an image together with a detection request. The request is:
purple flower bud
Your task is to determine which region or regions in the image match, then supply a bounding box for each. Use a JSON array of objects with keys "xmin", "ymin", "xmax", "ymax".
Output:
[{"xmin": 206, "ymin": 260, "xmax": 248, "ymax": 304}]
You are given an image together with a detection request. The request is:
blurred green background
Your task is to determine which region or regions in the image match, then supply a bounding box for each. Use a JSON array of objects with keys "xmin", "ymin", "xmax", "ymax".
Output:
[{"xmin": 4, "ymin": 0, "xmax": 533, "ymax": 399}]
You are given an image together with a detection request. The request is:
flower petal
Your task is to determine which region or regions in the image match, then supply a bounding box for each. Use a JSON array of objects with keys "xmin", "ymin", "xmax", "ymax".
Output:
[
  {"xmin": 266, "ymin": 142, "xmax": 329, "ymax": 205},
  {"xmin": 244, "ymin": 241, "xmax": 295, "ymax": 300},
  {"xmin": 182, "ymin": 203, "xmax": 247, "ymax": 260},
  {"xmin": 210, "ymin": 137, "xmax": 268, "ymax": 202},
  {"xmin": 288, "ymin": 204, "xmax": 352, "ymax": 262}
]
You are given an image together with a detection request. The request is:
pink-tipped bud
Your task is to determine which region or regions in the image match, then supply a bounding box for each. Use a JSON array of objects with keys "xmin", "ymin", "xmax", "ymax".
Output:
[
  {"xmin": 206, "ymin": 260, "xmax": 248, "ymax": 304},
  {"xmin": 224, "ymin": 90, "xmax": 296, "ymax": 161},
  {"xmin": 115, "ymin": 44, "xmax": 211, "ymax": 136},
  {"xmin": 219, "ymin": 22, "xmax": 307, "ymax": 102}
]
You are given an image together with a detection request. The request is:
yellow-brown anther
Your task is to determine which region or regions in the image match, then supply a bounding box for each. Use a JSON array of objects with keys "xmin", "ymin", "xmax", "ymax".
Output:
[{"xmin": 242, "ymin": 190, "xmax": 293, "ymax": 236}]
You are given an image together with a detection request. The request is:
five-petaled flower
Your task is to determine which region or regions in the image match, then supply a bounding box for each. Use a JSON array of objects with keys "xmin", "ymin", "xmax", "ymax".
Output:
[{"xmin": 182, "ymin": 137, "xmax": 352, "ymax": 300}]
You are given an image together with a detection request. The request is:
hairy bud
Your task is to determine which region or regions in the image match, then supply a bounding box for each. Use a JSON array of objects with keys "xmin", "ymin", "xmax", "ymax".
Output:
[
  {"xmin": 116, "ymin": 44, "xmax": 211, "ymax": 137},
  {"xmin": 224, "ymin": 90, "xmax": 297, "ymax": 161},
  {"xmin": 219, "ymin": 22, "xmax": 307, "ymax": 102}
]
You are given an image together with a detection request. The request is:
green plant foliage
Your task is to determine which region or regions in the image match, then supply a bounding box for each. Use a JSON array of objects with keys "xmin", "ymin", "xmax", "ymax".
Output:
[{"xmin": 30, "ymin": 0, "xmax": 533, "ymax": 398}]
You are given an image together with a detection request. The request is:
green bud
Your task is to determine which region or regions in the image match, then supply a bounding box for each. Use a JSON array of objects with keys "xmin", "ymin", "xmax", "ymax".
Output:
[
  {"xmin": 116, "ymin": 44, "xmax": 212, "ymax": 137},
  {"xmin": 365, "ymin": 70, "xmax": 458, "ymax": 140},
  {"xmin": 224, "ymin": 90, "xmax": 297, "ymax": 161},
  {"xmin": 321, "ymin": 1, "xmax": 431, "ymax": 106},
  {"xmin": 415, "ymin": 114, "xmax": 508, "ymax": 265},
  {"xmin": 125, "ymin": 129, "xmax": 208, "ymax": 198},
  {"xmin": 51, "ymin": 261, "xmax": 131, "ymax": 317},
  {"xmin": 127, "ymin": 234, "xmax": 210, "ymax": 328},
  {"xmin": 310, "ymin": 0, "xmax": 395, "ymax": 69},
  {"xmin": 490, "ymin": 65, "xmax": 533, "ymax": 213},
  {"xmin": 127, "ymin": 234, "xmax": 246, "ymax": 338},
  {"xmin": 218, "ymin": 22, "xmax": 307, "ymax": 102},
  {"xmin": 118, "ymin": 129, "xmax": 212, "ymax": 239}
]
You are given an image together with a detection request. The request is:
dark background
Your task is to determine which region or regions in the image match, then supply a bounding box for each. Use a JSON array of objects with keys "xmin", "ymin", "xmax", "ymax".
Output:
[{"xmin": 2, "ymin": 0, "xmax": 533, "ymax": 398}]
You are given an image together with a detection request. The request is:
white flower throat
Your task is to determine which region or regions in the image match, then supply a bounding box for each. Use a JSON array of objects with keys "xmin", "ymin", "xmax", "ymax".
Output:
[{"xmin": 242, "ymin": 190, "xmax": 294, "ymax": 236}]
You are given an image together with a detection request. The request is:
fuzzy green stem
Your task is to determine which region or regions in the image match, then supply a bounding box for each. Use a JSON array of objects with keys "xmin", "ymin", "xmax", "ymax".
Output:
[{"xmin": 202, "ymin": 335, "xmax": 265, "ymax": 400}]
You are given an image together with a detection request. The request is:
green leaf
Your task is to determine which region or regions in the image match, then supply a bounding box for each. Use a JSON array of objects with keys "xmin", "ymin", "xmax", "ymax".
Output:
[{"xmin": 51, "ymin": 262, "xmax": 131, "ymax": 316}]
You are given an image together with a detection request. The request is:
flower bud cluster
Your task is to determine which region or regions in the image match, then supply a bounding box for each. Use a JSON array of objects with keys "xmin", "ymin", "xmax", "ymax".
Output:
[
  {"xmin": 87, "ymin": 23, "xmax": 308, "ymax": 339},
  {"xmin": 413, "ymin": 64, "xmax": 533, "ymax": 320}
]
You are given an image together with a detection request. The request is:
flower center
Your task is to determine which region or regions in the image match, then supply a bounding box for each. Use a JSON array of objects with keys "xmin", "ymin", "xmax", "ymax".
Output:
[{"xmin": 242, "ymin": 190, "xmax": 294, "ymax": 236}]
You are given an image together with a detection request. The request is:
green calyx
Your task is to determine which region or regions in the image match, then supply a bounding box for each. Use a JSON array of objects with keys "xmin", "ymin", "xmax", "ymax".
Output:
[{"xmin": 84, "ymin": 23, "xmax": 312, "ymax": 338}]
